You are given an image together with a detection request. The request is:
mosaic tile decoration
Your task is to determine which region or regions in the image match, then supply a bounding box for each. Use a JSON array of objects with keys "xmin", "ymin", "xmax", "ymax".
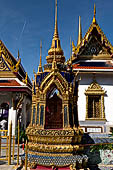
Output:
[{"xmin": 21, "ymin": 154, "xmax": 88, "ymax": 167}]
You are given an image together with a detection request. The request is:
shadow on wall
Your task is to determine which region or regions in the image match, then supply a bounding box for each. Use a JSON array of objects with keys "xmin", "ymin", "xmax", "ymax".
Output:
[{"xmin": 81, "ymin": 133, "xmax": 101, "ymax": 170}]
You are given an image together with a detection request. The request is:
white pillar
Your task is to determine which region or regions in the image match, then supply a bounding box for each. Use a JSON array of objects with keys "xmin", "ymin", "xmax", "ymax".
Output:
[{"xmin": 8, "ymin": 107, "xmax": 17, "ymax": 136}]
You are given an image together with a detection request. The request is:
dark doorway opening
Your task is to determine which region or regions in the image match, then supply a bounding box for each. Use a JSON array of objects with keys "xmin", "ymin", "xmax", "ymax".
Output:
[
  {"xmin": 45, "ymin": 85, "xmax": 63, "ymax": 129},
  {"xmin": 0, "ymin": 103, "xmax": 9, "ymax": 130}
]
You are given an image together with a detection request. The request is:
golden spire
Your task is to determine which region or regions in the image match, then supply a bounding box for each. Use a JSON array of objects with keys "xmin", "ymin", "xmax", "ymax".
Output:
[
  {"xmin": 77, "ymin": 16, "xmax": 82, "ymax": 46},
  {"xmin": 47, "ymin": 0, "xmax": 65, "ymax": 64},
  {"xmin": 39, "ymin": 40, "xmax": 42, "ymax": 67},
  {"xmin": 52, "ymin": 49, "xmax": 57, "ymax": 70},
  {"xmin": 93, "ymin": 3, "xmax": 96, "ymax": 23},
  {"xmin": 54, "ymin": 0, "xmax": 59, "ymax": 39},
  {"xmin": 38, "ymin": 41, "xmax": 43, "ymax": 73}
]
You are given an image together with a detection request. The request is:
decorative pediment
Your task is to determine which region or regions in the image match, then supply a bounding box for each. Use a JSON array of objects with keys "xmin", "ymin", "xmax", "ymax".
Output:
[
  {"xmin": 78, "ymin": 31, "xmax": 110, "ymax": 56},
  {"xmin": 0, "ymin": 55, "xmax": 10, "ymax": 71},
  {"xmin": 72, "ymin": 22, "xmax": 113, "ymax": 60},
  {"xmin": 85, "ymin": 81, "xmax": 105, "ymax": 95},
  {"xmin": 0, "ymin": 40, "xmax": 21, "ymax": 72},
  {"xmin": 40, "ymin": 71, "xmax": 69, "ymax": 94}
]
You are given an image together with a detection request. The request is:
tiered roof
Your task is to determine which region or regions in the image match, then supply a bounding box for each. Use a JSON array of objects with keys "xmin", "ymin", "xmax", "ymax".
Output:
[
  {"xmin": 0, "ymin": 40, "xmax": 32, "ymax": 94},
  {"xmin": 71, "ymin": 4, "xmax": 113, "ymax": 70}
]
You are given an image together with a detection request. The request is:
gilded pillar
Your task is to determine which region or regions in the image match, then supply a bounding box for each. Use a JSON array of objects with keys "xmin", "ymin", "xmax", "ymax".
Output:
[
  {"xmin": 30, "ymin": 105, "xmax": 33, "ymax": 125},
  {"xmin": 32, "ymin": 105, "xmax": 36, "ymax": 125},
  {"xmin": 86, "ymin": 95, "xmax": 88, "ymax": 119},
  {"xmin": 101, "ymin": 95, "xmax": 105, "ymax": 119},
  {"xmin": 64, "ymin": 104, "xmax": 68, "ymax": 128},
  {"xmin": 67, "ymin": 104, "xmax": 70, "ymax": 128},
  {"xmin": 36, "ymin": 103, "xmax": 39, "ymax": 125},
  {"xmin": 43, "ymin": 104, "xmax": 45, "ymax": 128},
  {"xmin": 40, "ymin": 105, "xmax": 44, "ymax": 127},
  {"xmin": 99, "ymin": 97, "xmax": 102, "ymax": 119}
]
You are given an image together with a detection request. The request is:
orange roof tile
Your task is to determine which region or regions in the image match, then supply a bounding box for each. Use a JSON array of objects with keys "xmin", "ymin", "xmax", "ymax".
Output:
[{"xmin": 0, "ymin": 80, "xmax": 21, "ymax": 86}]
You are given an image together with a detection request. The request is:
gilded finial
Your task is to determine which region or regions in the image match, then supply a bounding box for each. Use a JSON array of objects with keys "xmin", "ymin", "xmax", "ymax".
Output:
[
  {"xmin": 16, "ymin": 58, "xmax": 21, "ymax": 72},
  {"xmin": 22, "ymin": 72, "xmax": 28, "ymax": 85},
  {"xmin": 72, "ymin": 41, "xmax": 76, "ymax": 52},
  {"xmin": 38, "ymin": 41, "xmax": 43, "ymax": 74},
  {"xmin": 39, "ymin": 40, "xmax": 42, "ymax": 67},
  {"xmin": 77, "ymin": 16, "xmax": 82, "ymax": 46},
  {"xmin": 93, "ymin": 3, "xmax": 96, "ymax": 23},
  {"xmin": 54, "ymin": 0, "xmax": 59, "ymax": 39},
  {"xmin": 47, "ymin": 0, "xmax": 65, "ymax": 64},
  {"xmin": 25, "ymin": 72, "xmax": 28, "ymax": 84}
]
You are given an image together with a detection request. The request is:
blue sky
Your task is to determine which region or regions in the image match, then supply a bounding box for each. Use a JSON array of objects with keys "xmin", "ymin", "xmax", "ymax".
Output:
[{"xmin": 0, "ymin": 0, "xmax": 113, "ymax": 79}]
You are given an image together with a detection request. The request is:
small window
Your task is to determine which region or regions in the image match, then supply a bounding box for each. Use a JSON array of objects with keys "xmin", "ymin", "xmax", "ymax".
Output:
[
  {"xmin": 88, "ymin": 95, "xmax": 101, "ymax": 118},
  {"xmin": 85, "ymin": 81, "xmax": 105, "ymax": 120}
]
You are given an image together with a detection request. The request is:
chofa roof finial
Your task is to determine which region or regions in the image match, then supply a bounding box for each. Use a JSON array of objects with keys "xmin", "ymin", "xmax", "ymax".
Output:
[
  {"xmin": 93, "ymin": 3, "xmax": 96, "ymax": 23},
  {"xmin": 77, "ymin": 16, "xmax": 82, "ymax": 46}
]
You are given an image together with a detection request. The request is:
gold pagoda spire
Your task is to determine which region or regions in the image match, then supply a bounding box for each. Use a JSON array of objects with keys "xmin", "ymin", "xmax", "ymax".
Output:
[
  {"xmin": 39, "ymin": 40, "xmax": 42, "ymax": 67},
  {"xmin": 47, "ymin": 0, "xmax": 65, "ymax": 64},
  {"xmin": 38, "ymin": 41, "xmax": 43, "ymax": 73},
  {"xmin": 54, "ymin": 0, "xmax": 59, "ymax": 39},
  {"xmin": 77, "ymin": 16, "xmax": 82, "ymax": 46},
  {"xmin": 93, "ymin": 3, "xmax": 96, "ymax": 23}
]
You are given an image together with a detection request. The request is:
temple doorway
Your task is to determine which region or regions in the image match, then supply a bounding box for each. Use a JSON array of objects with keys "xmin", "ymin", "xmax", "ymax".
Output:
[{"xmin": 45, "ymin": 85, "xmax": 63, "ymax": 129}]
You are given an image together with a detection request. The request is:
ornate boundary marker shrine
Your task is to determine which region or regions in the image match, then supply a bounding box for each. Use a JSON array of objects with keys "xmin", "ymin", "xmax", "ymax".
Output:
[{"xmin": 24, "ymin": 0, "xmax": 88, "ymax": 169}]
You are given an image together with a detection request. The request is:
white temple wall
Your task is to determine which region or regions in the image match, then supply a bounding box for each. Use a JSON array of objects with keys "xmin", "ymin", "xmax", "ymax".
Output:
[
  {"xmin": 8, "ymin": 107, "xmax": 17, "ymax": 136},
  {"xmin": 104, "ymin": 85, "xmax": 113, "ymax": 124},
  {"xmin": 78, "ymin": 84, "xmax": 88, "ymax": 121},
  {"xmin": 78, "ymin": 73, "xmax": 113, "ymax": 125},
  {"xmin": 0, "ymin": 92, "xmax": 32, "ymax": 135}
]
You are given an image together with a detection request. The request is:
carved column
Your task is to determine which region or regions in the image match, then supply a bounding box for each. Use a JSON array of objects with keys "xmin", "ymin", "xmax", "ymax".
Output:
[
  {"xmin": 32, "ymin": 105, "xmax": 36, "ymax": 125},
  {"xmin": 36, "ymin": 103, "xmax": 39, "ymax": 125},
  {"xmin": 64, "ymin": 104, "xmax": 68, "ymax": 128},
  {"xmin": 40, "ymin": 105, "xmax": 44, "ymax": 127},
  {"xmin": 86, "ymin": 95, "xmax": 88, "ymax": 119},
  {"xmin": 101, "ymin": 95, "xmax": 105, "ymax": 119}
]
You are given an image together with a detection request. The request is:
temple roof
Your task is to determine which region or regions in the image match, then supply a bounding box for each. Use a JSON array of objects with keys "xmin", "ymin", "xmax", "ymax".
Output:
[
  {"xmin": 0, "ymin": 79, "xmax": 21, "ymax": 86},
  {"xmin": 0, "ymin": 40, "xmax": 32, "ymax": 89},
  {"xmin": 73, "ymin": 61, "xmax": 113, "ymax": 71},
  {"xmin": 0, "ymin": 78, "xmax": 31, "ymax": 95},
  {"xmin": 71, "ymin": 4, "xmax": 113, "ymax": 62}
]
